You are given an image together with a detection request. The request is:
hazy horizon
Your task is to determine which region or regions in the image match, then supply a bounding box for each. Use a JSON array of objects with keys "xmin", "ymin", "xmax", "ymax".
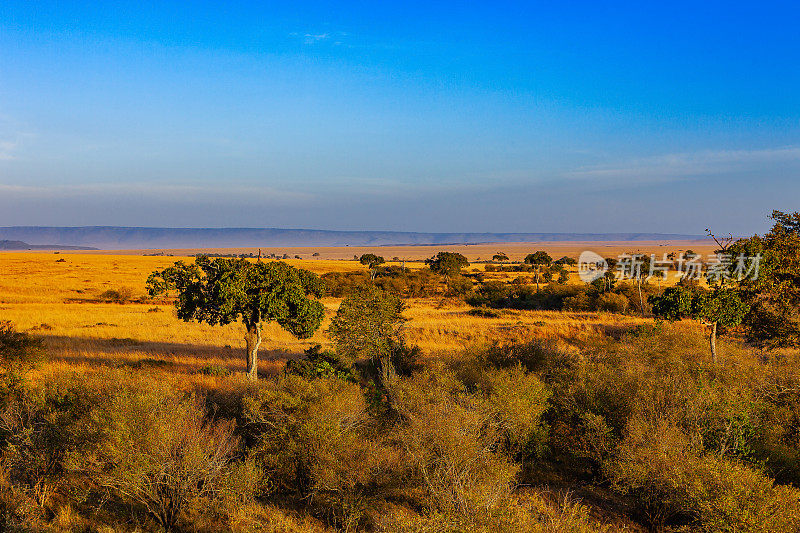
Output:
[{"xmin": 1, "ymin": 2, "xmax": 798, "ymax": 235}]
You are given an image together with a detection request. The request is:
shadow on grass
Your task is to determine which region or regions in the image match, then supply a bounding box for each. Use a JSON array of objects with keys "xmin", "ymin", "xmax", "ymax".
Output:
[{"xmin": 36, "ymin": 334, "xmax": 301, "ymax": 377}]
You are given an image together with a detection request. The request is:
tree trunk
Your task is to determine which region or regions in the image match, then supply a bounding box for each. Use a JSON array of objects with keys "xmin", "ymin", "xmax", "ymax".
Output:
[
  {"xmin": 245, "ymin": 323, "xmax": 262, "ymax": 381},
  {"xmin": 709, "ymin": 321, "xmax": 718, "ymax": 365},
  {"xmin": 535, "ymin": 267, "xmax": 540, "ymax": 292},
  {"xmin": 637, "ymin": 276, "xmax": 645, "ymax": 316}
]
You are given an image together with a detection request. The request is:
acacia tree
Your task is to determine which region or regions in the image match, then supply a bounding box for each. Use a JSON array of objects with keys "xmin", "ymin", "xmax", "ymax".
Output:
[
  {"xmin": 649, "ymin": 286, "xmax": 748, "ymax": 364},
  {"xmin": 425, "ymin": 252, "xmax": 469, "ymax": 280},
  {"xmin": 726, "ymin": 210, "xmax": 800, "ymax": 350},
  {"xmin": 555, "ymin": 256, "xmax": 577, "ymax": 266},
  {"xmin": 524, "ymin": 251, "xmax": 553, "ymax": 291},
  {"xmin": 492, "ymin": 252, "xmax": 509, "ymax": 263},
  {"xmin": 359, "ymin": 253, "xmax": 385, "ymax": 280},
  {"xmin": 147, "ymin": 257, "xmax": 325, "ymax": 380},
  {"xmin": 328, "ymin": 286, "xmax": 406, "ymax": 385}
]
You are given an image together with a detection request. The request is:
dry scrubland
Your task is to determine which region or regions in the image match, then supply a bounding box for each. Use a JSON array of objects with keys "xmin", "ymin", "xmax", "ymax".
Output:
[{"xmin": 1, "ymin": 248, "xmax": 799, "ymax": 532}]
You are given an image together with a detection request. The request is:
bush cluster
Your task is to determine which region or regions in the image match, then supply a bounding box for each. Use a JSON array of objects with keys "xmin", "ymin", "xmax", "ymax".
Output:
[
  {"xmin": 322, "ymin": 266, "xmax": 478, "ymax": 298},
  {"xmin": 467, "ymin": 279, "xmax": 660, "ymax": 314},
  {"xmin": 5, "ymin": 302, "xmax": 800, "ymax": 531},
  {"xmin": 516, "ymin": 325, "xmax": 800, "ymax": 531}
]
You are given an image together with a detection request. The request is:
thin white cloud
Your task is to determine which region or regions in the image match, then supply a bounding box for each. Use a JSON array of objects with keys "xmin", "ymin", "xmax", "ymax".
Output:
[
  {"xmin": 303, "ymin": 33, "xmax": 330, "ymax": 44},
  {"xmin": 0, "ymin": 123, "xmax": 35, "ymax": 160},
  {"xmin": 0, "ymin": 140, "xmax": 18, "ymax": 161},
  {"xmin": 289, "ymin": 31, "xmax": 351, "ymax": 46},
  {"xmin": 568, "ymin": 146, "xmax": 800, "ymax": 184},
  {"xmin": 0, "ymin": 182, "xmax": 313, "ymax": 206}
]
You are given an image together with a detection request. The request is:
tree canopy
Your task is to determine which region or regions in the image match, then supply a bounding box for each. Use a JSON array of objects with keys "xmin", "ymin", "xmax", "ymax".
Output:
[
  {"xmin": 147, "ymin": 257, "xmax": 325, "ymax": 380},
  {"xmin": 727, "ymin": 210, "xmax": 800, "ymax": 349},
  {"xmin": 425, "ymin": 252, "xmax": 469, "ymax": 277},
  {"xmin": 328, "ymin": 286, "xmax": 406, "ymax": 384},
  {"xmin": 524, "ymin": 251, "xmax": 553, "ymax": 266},
  {"xmin": 650, "ymin": 286, "xmax": 748, "ymax": 363},
  {"xmin": 359, "ymin": 253, "xmax": 385, "ymax": 280},
  {"xmin": 359, "ymin": 253, "xmax": 385, "ymax": 269}
]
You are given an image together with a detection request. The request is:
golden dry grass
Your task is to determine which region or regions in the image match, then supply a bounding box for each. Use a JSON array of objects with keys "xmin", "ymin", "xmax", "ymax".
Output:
[
  {"xmin": 0, "ymin": 251, "xmax": 675, "ymax": 384},
  {"xmin": 58, "ymin": 239, "xmax": 719, "ymax": 261}
]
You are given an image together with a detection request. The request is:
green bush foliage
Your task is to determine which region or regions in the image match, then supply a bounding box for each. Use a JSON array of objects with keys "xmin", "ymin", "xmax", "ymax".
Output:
[
  {"xmin": 97, "ymin": 383, "xmax": 238, "ymax": 530},
  {"xmin": 4, "ymin": 294, "xmax": 800, "ymax": 532},
  {"xmin": 242, "ymin": 375, "xmax": 401, "ymax": 529}
]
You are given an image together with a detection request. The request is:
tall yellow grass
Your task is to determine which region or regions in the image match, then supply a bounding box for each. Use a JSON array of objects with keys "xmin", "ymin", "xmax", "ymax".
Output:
[{"xmin": 0, "ymin": 252, "xmax": 666, "ymax": 383}]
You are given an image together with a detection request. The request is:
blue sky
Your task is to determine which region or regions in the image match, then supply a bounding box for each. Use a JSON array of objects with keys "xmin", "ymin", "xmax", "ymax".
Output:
[{"xmin": 0, "ymin": 1, "xmax": 798, "ymax": 234}]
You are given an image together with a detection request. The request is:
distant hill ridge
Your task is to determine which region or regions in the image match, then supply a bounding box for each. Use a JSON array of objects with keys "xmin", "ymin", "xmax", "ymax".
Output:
[
  {"xmin": 0, "ymin": 226, "xmax": 707, "ymax": 250},
  {"xmin": 0, "ymin": 239, "xmax": 98, "ymax": 251}
]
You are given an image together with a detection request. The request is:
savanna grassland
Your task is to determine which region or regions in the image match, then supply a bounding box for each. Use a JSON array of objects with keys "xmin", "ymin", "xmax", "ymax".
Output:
[
  {"xmin": 0, "ymin": 251, "xmax": 651, "ymax": 379},
  {"xmin": 1, "ymin": 235, "xmax": 799, "ymax": 533}
]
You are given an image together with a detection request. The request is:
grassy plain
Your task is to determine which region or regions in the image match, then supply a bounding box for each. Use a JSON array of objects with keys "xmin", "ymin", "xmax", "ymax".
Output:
[
  {"xmin": 0, "ymin": 250, "xmax": 660, "ymax": 384},
  {"xmin": 64, "ymin": 239, "xmax": 719, "ymax": 261},
  {"xmin": 3, "ymin": 247, "xmax": 799, "ymax": 532}
]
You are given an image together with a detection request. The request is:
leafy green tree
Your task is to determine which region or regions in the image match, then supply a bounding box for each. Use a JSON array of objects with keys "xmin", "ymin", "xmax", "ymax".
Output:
[
  {"xmin": 602, "ymin": 270, "xmax": 617, "ymax": 292},
  {"xmin": 492, "ymin": 252, "xmax": 509, "ymax": 262},
  {"xmin": 359, "ymin": 253, "xmax": 385, "ymax": 280},
  {"xmin": 589, "ymin": 271, "xmax": 617, "ymax": 294},
  {"xmin": 650, "ymin": 286, "xmax": 748, "ymax": 363},
  {"xmin": 147, "ymin": 257, "xmax": 325, "ymax": 381},
  {"xmin": 727, "ymin": 210, "xmax": 800, "ymax": 350},
  {"xmin": 649, "ymin": 286, "xmax": 693, "ymax": 321},
  {"xmin": 445, "ymin": 274, "xmax": 474, "ymax": 296},
  {"xmin": 328, "ymin": 286, "xmax": 407, "ymax": 385},
  {"xmin": 426, "ymin": 252, "xmax": 469, "ymax": 279},
  {"xmin": 524, "ymin": 251, "xmax": 552, "ymax": 266},
  {"xmin": 524, "ymin": 251, "xmax": 553, "ymax": 291},
  {"xmin": 557, "ymin": 269, "xmax": 570, "ymax": 284}
]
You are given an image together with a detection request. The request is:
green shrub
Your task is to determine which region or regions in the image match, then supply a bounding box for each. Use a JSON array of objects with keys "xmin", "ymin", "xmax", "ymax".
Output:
[
  {"xmin": 478, "ymin": 339, "xmax": 562, "ymax": 374},
  {"xmin": 445, "ymin": 275, "xmax": 473, "ymax": 296},
  {"xmin": 98, "ymin": 287, "xmax": 135, "ymax": 303},
  {"xmin": 199, "ymin": 364, "xmax": 232, "ymax": 377},
  {"xmin": 0, "ymin": 374, "xmax": 107, "ymax": 515},
  {"xmin": 329, "ymin": 286, "xmax": 405, "ymax": 368},
  {"xmin": 607, "ymin": 418, "xmax": 800, "ymax": 531},
  {"xmin": 597, "ymin": 292, "xmax": 629, "ymax": 314},
  {"xmin": 243, "ymin": 375, "xmax": 401, "ymax": 529},
  {"xmin": 128, "ymin": 357, "xmax": 172, "ymax": 369},
  {"xmin": 480, "ymin": 366, "xmax": 550, "ymax": 457},
  {"xmin": 389, "ymin": 340, "xmax": 424, "ymax": 377},
  {"xmin": 468, "ymin": 308, "xmax": 501, "ymax": 318},
  {"xmin": 219, "ymin": 454, "xmax": 268, "ymax": 506},
  {"xmin": 98, "ymin": 381, "xmax": 238, "ymax": 530},
  {"xmin": 375, "ymin": 492, "xmax": 621, "ymax": 533},
  {"xmin": 0, "ymin": 321, "xmax": 44, "ymax": 372},
  {"xmin": 563, "ymin": 292, "xmax": 591, "ymax": 311},
  {"xmin": 389, "ymin": 365, "xmax": 522, "ymax": 515},
  {"xmin": 284, "ymin": 344, "xmax": 354, "ymax": 381}
]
